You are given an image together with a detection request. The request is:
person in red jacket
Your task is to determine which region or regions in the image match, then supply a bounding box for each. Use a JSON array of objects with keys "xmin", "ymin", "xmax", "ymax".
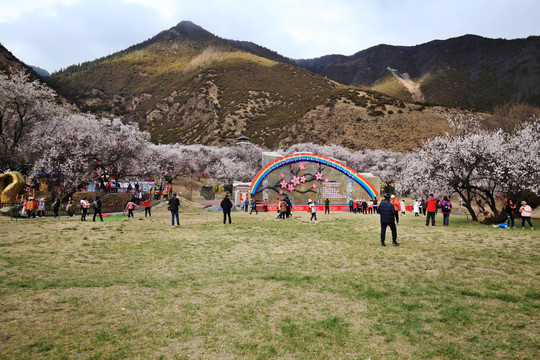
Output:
[
  {"xmin": 142, "ymin": 198, "xmax": 151, "ymax": 218},
  {"xmin": 425, "ymin": 194, "xmax": 438, "ymax": 226}
]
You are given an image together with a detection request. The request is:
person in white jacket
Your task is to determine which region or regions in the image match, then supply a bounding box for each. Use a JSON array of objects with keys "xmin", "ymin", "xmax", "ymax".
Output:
[{"xmin": 413, "ymin": 200, "xmax": 420, "ymax": 217}]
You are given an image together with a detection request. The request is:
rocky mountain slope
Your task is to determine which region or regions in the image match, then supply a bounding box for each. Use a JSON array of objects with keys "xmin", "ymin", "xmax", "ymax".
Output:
[
  {"xmin": 43, "ymin": 21, "xmax": 478, "ymax": 151},
  {"xmin": 296, "ymin": 35, "xmax": 540, "ymax": 111}
]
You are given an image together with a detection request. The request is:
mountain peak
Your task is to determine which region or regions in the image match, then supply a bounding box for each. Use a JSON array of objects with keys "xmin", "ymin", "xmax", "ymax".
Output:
[{"xmin": 164, "ymin": 21, "xmax": 216, "ymax": 42}]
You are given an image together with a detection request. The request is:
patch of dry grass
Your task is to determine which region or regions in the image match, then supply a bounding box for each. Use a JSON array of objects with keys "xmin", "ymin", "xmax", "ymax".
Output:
[{"xmin": 0, "ymin": 208, "xmax": 538, "ymax": 359}]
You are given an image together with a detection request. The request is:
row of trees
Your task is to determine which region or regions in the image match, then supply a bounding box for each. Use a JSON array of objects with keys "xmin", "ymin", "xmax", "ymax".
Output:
[{"xmin": 1, "ymin": 70, "xmax": 538, "ymax": 221}]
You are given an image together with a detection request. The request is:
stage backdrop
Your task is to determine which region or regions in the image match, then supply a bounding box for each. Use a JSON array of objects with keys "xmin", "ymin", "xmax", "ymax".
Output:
[{"xmin": 251, "ymin": 152, "xmax": 380, "ymax": 205}]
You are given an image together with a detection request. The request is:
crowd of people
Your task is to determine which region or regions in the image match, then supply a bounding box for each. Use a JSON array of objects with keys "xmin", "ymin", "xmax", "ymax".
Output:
[{"xmin": 14, "ymin": 186, "xmax": 536, "ymax": 246}]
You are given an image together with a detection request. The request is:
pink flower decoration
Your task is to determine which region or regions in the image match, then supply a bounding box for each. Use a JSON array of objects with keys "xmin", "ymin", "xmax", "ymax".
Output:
[
  {"xmin": 300, "ymin": 176, "xmax": 306, "ymax": 183},
  {"xmin": 280, "ymin": 180, "xmax": 288, "ymax": 188},
  {"xmin": 312, "ymin": 184, "xmax": 317, "ymax": 189},
  {"xmin": 279, "ymin": 190, "xmax": 283, "ymax": 195},
  {"xmin": 288, "ymin": 184, "xmax": 295, "ymax": 192},
  {"xmin": 315, "ymin": 172, "xmax": 323, "ymax": 180},
  {"xmin": 324, "ymin": 178, "xmax": 329, "ymax": 183},
  {"xmin": 298, "ymin": 163, "xmax": 306, "ymax": 171},
  {"xmin": 281, "ymin": 173, "xmax": 285, "ymax": 178}
]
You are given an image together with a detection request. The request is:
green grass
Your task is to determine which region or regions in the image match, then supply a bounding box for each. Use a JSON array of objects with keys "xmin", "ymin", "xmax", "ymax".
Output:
[{"xmin": 0, "ymin": 210, "xmax": 538, "ymax": 359}]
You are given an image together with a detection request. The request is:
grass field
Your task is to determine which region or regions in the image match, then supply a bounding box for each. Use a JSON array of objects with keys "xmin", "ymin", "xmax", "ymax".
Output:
[{"xmin": 0, "ymin": 206, "xmax": 538, "ymax": 359}]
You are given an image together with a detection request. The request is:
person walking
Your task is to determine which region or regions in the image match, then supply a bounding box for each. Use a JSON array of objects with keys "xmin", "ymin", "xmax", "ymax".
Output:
[
  {"xmin": 519, "ymin": 201, "xmax": 534, "ymax": 230},
  {"xmin": 505, "ymin": 199, "xmax": 516, "ymax": 229},
  {"xmin": 244, "ymin": 199, "xmax": 249, "ymax": 212},
  {"xmin": 421, "ymin": 198, "xmax": 427, "ymax": 216},
  {"xmin": 390, "ymin": 195, "xmax": 400, "ymax": 224},
  {"xmin": 80, "ymin": 197, "xmax": 90, "ymax": 221},
  {"xmin": 142, "ymin": 198, "xmax": 152, "ymax": 217},
  {"xmin": 425, "ymin": 194, "xmax": 438, "ymax": 226},
  {"xmin": 308, "ymin": 199, "xmax": 318, "ymax": 223},
  {"xmin": 263, "ymin": 199, "xmax": 268, "ymax": 212},
  {"xmin": 439, "ymin": 196, "xmax": 452, "ymax": 226},
  {"xmin": 250, "ymin": 199, "xmax": 258, "ymax": 214},
  {"xmin": 169, "ymin": 193, "xmax": 180, "ymax": 227},
  {"xmin": 125, "ymin": 199, "xmax": 139, "ymax": 218},
  {"xmin": 52, "ymin": 197, "xmax": 61, "ymax": 218},
  {"xmin": 379, "ymin": 193, "xmax": 399, "ymax": 247},
  {"xmin": 221, "ymin": 194, "xmax": 233, "ymax": 224},
  {"xmin": 325, "ymin": 198, "xmax": 330, "ymax": 214},
  {"xmin": 400, "ymin": 200, "xmax": 407, "ymax": 216},
  {"xmin": 92, "ymin": 196, "xmax": 103, "ymax": 222}
]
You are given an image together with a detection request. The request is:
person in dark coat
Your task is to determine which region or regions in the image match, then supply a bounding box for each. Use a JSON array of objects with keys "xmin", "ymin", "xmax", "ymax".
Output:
[
  {"xmin": 378, "ymin": 193, "xmax": 399, "ymax": 247},
  {"xmin": 92, "ymin": 196, "xmax": 103, "ymax": 222},
  {"xmin": 169, "ymin": 193, "xmax": 180, "ymax": 227},
  {"xmin": 221, "ymin": 194, "xmax": 233, "ymax": 224},
  {"xmin": 52, "ymin": 197, "xmax": 61, "ymax": 218}
]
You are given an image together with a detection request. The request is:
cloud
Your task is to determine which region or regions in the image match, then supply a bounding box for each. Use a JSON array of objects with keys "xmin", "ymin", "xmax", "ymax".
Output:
[
  {"xmin": 0, "ymin": 0, "xmax": 78, "ymax": 23},
  {"xmin": 0, "ymin": 0, "xmax": 538, "ymax": 72}
]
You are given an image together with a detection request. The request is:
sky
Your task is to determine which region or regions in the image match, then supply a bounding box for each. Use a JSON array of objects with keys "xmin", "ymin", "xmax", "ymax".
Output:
[{"xmin": 0, "ymin": 0, "xmax": 538, "ymax": 73}]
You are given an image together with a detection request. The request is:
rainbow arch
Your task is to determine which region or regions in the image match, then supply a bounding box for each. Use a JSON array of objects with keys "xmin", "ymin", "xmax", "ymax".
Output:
[{"xmin": 250, "ymin": 153, "xmax": 379, "ymax": 198}]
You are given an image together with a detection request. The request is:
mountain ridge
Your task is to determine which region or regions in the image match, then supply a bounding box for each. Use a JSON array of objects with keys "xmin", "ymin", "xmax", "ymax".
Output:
[{"xmin": 295, "ymin": 34, "xmax": 540, "ymax": 110}]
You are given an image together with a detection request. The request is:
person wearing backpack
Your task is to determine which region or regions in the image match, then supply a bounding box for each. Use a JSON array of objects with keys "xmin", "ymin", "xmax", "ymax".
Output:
[
  {"xmin": 92, "ymin": 196, "xmax": 103, "ymax": 222},
  {"xmin": 439, "ymin": 196, "xmax": 452, "ymax": 226}
]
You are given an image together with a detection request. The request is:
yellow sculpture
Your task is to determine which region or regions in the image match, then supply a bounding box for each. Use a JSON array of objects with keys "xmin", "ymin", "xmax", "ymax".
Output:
[{"xmin": 0, "ymin": 171, "xmax": 25, "ymax": 202}]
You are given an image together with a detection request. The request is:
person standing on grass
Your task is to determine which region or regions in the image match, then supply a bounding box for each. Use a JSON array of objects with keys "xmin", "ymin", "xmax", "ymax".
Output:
[
  {"xmin": 505, "ymin": 199, "xmax": 516, "ymax": 229},
  {"xmin": 421, "ymin": 198, "xmax": 427, "ymax": 216},
  {"xmin": 439, "ymin": 196, "xmax": 452, "ymax": 226},
  {"xmin": 52, "ymin": 197, "xmax": 60, "ymax": 218},
  {"xmin": 390, "ymin": 195, "xmax": 400, "ymax": 224},
  {"xmin": 169, "ymin": 193, "xmax": 180, "ymax": 226},
  {"xmin": 379, "ymin": 193, "xmax": 399, "ymax": 247},
  {"xmin": 142, "ymin": 198, "xmax": 152, "ymax": 218},
  {"xmin": 37, "ymin": 198, "xmax": 46, "ymax": 217},
  {"xmin": 400, "ymin": 200, "xmax": 407, "ymax": 216},
  {"xmin": 92, "ymin": 196, "xmax": 103, "ymax": 222},
  {"xmin": 425, "ymin": 194, "xmax": 438, "ymax": 226},
  {"xmin": 325, "ymin": 198, "xmax": 330, "ymax": 214},
  {"xmin": 220, "ymin": 194, "xmax": 233, "ymax": 224},
  {"xmin": 25, "ymin": 197, "xmax": 37, "ymax": 218},
  {"xmin": 519, "ymin": 201, "xmax": 534, "ymax": 230},
  {"xmin": 263, "ymin": 199, "xmax": 268, "ymax": 212},
  {"xmin": 308, "ymin": 199, "xmax": 318, "ymax": 223},
  {"xmin": 80, "ymin": 197, "xmax": 90, "ymax": 221},
  {"xmin": 413, "ymin": 199, "xmax": 420, "ymax": 217},
  {"xmin": 279, "ymin": 198, "xmax": 288, "ymax": 219},
  {"xmin": 125, "ymin": 199, "xmax": 139, "ymax": 218},
  {"xmin": 285, "ymin": 196, "xmax": 292, "ymax": 218}
]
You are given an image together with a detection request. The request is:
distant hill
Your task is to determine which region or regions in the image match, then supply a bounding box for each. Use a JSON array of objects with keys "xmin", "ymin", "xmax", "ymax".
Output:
[
  {"xmin": 296, "ymin": 35, "xmax": 540, "ymax": 111},
  {"xmin": 31, "ymin": 66, "xmax": 50, "ymax": 77}
]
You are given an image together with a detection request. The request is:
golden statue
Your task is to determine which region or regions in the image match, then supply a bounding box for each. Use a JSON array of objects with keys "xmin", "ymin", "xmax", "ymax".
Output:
[{"xmin": 0, "ymin": 171, "xmax": 25, "ymax": 203}]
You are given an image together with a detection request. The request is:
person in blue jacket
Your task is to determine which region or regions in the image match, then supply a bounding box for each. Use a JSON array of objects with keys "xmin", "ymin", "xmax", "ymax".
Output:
[{"xmin": 378, "ymin": 193, "xmax": 400, "ymax": 247}]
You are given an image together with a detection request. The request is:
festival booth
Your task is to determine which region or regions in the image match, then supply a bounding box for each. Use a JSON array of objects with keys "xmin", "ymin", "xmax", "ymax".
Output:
[
  {"xmin": 249, "ymin": 152, "xmax": 380, "ymax": 211},
  {"xmin": 233, "ymin": 182, "xmax": 251, "ymax": 209}
]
